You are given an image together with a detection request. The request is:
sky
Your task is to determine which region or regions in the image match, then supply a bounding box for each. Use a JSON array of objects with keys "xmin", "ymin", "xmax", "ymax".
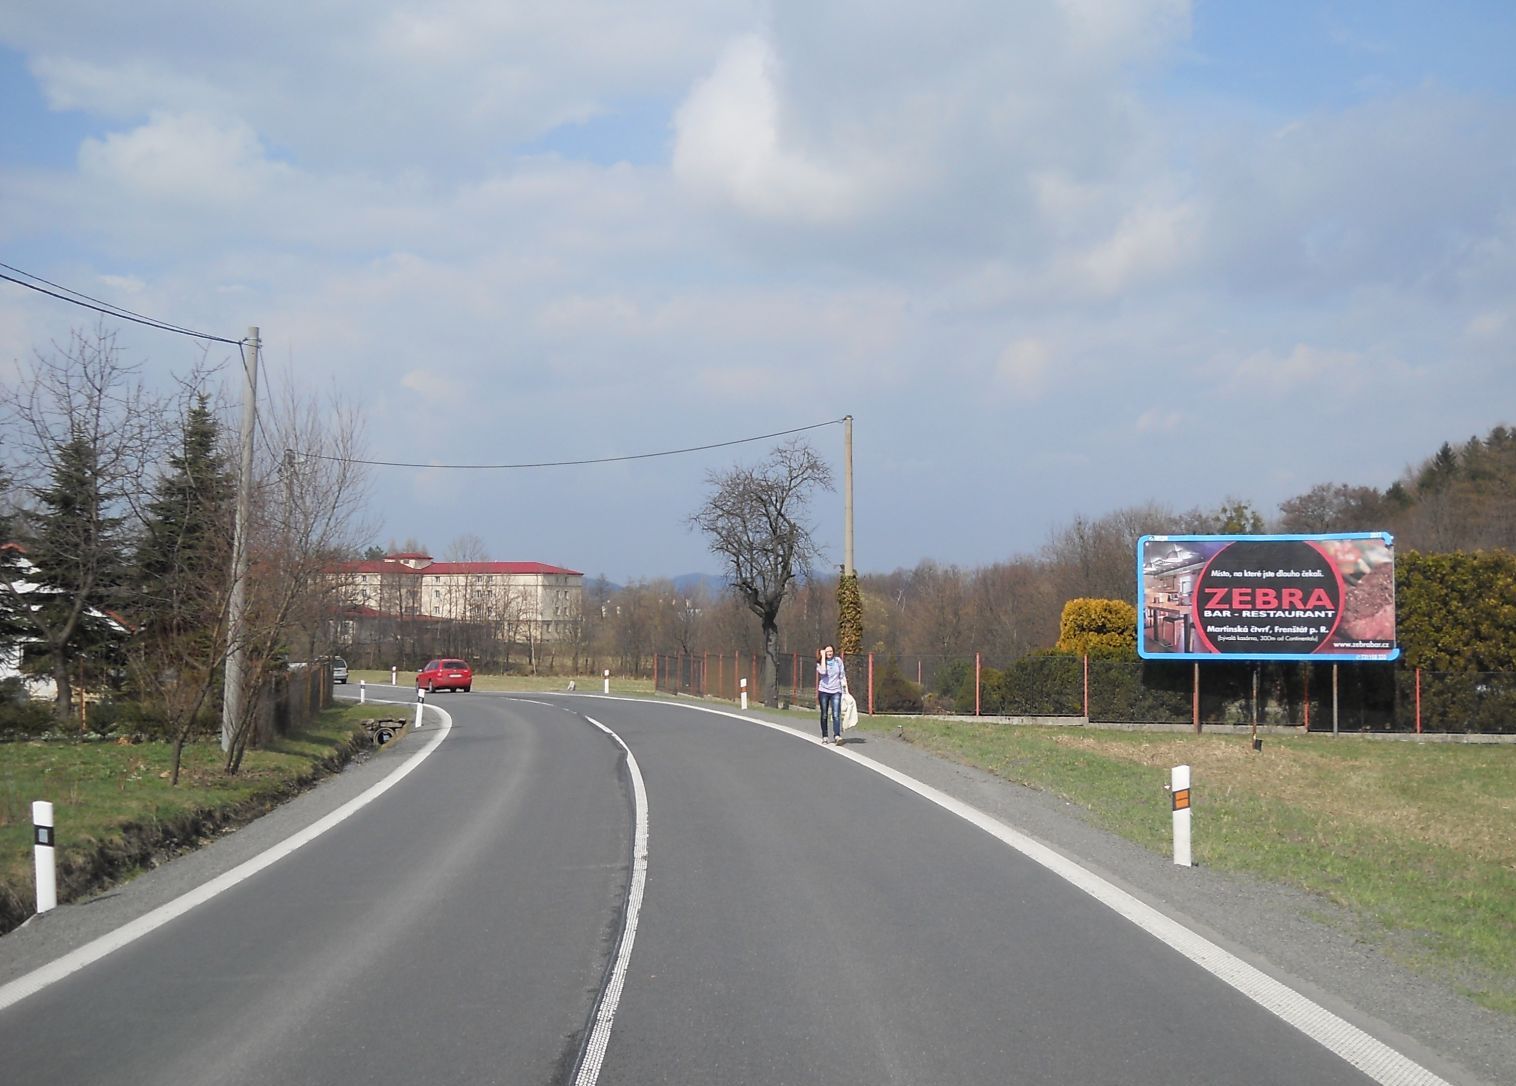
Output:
[{"xmin": 2, "ymin": 1, "xmax": 1513, "ymax": 584}]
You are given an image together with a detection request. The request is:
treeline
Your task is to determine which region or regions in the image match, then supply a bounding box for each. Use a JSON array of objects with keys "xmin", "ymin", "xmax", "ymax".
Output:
[
  {"xmin": 0, "ymin": 328, "xmax": 367, "ymax": 779},
  {"xmin": 592, "ymin": 424, "xmax": 1516, "ymax": 670}
]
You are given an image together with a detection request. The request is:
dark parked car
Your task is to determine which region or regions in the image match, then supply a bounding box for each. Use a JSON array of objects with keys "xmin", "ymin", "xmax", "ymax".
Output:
[{"xmin": 417, "ymin": 659, "xmax": 472, "ymax": 693}]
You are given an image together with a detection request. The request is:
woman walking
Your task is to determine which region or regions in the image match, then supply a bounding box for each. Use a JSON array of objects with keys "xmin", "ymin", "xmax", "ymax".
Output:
[{"xmin": 816, "ymin": 644, "xmax": 848, "ymax": 744}]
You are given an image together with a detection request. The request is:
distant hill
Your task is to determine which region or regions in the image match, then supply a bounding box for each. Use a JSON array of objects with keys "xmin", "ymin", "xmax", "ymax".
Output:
[
  {"xmin": 583, "ymin": 572, "xmax": 729, "ymax": 595},
  {"xmin": 673, "ymin": 572, "xmax": 729, "ymax": 595}
]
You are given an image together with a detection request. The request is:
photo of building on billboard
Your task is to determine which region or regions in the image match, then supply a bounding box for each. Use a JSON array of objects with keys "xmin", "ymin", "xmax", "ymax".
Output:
[{"xmin": 1138, "ymin": 533, "xmax": 1398, "ymax": 662}]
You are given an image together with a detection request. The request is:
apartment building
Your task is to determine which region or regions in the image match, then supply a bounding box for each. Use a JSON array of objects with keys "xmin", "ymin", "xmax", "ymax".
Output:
[{"xmin": 331, "ymin": 551, "xmax": 584, "ymax": 643}]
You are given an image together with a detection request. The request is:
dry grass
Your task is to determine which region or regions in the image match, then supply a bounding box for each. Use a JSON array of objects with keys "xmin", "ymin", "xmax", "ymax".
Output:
[
  {"xmin": 1048, "ymin": 733, "xmax": 1516, "ymax": 868},
  {"xmin": 876, "ymin": 718, "xmax": 1516, "ymax": 1014}
]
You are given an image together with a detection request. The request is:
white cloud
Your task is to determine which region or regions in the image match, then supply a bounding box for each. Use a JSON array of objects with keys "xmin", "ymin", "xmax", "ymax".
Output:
[
  {"xmin": 1465, "ymin": 310, "xmax": 1507, "ymax": 342},
  {"xmin": 1136, "ymin": 408, "xmax": 1184, "ymax": 433},
  {"xmin": 994, "ymin": 338, "xmax": 1053, "ymax": 399},
  {"xmin": 1220, "ymin": 343, "xmax": 1371, "ymax": 398},
  {"xmin": 672, "ymin": 35, "xmax": 864, "ymax": 224},
  {"xmin": 2, "ymin": 2, "xmax": 1513, "ymax": 578},
  {"xmin": 1064, "ymin": 198, "xmax": 1200, "ymax": 295},
  {"xmin": 78, "ymin": 112, "xmax": 288, "ymax": 204},
  {"xmin": 399, "ymin": 367, "xmax": 469, "ymax": 402}
]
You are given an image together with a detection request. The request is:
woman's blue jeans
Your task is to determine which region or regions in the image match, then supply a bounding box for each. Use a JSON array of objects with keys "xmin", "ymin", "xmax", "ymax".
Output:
[{"xmin": 818, "ymin": 691, "xmax": 842, "ymax": 738}]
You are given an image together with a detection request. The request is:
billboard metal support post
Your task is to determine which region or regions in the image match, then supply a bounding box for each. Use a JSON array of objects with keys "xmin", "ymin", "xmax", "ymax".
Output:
[
  {"xmin": 1332, "ymin": 664, "xmax": 1340, "ymax": 736},
  {"xmin": 1083, "ymin": 655, "xmax": 1090, "ymax": 719},
  {"xmin": 1251, "ymin": 665, "xmax": 1262, "ymax": 751},
  {"xmin": 1192, "ymin": 662, "xmax": 1201, "ymax": 733}
]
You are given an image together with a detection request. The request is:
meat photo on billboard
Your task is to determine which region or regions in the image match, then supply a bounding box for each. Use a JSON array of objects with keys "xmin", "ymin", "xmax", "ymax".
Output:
[{"xmin": 1321, "ymin": 538, "xmax": 1396, "ymax": 640}]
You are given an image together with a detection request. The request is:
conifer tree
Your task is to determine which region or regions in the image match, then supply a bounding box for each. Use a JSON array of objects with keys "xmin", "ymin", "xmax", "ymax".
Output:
[
  {"xmin": 24, "ymin": 431, "xmax": 131, "ymax": 717},
  {"xmin": 131, "ymin": 393, "xmax": 236, "ymax": 780}
]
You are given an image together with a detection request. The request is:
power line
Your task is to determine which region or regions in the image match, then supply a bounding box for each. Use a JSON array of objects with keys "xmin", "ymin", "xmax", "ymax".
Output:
[
  {"xmin": 301, "ymin": 417, "xmax": 848, "ymax": 470},
  {"xmin": 0, "ymin": 260, "xmax": 244, "ymax": 346}
]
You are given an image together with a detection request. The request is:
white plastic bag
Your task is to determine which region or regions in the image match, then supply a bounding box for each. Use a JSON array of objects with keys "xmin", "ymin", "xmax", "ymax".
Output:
[{"xmin": 841, "ymin": 691, "xmax": 858, "ymax": 730}]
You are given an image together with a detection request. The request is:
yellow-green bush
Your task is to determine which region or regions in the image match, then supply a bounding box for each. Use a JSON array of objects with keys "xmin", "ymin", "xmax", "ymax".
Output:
[{"xmin": 1056, "ymin": 598, "xmax": 1137, "ymax": 658}]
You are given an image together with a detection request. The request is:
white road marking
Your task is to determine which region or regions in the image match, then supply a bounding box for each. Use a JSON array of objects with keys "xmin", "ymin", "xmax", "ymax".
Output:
[
  {"xmin": 573, "ymin": 715, "xmax": 650, "ymax": 1086},
  {"xmin": 0, "ymin": 700, "xmax": 453, "ymax": 1013},
  {"xmin": 580, "ymin": 695, "xmax": 1456, "ymax": 1086}
]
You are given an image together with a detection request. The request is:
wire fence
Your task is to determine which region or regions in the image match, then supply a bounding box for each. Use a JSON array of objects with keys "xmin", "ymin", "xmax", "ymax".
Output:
[{"xmin": 652, "ymin": 651, "xmax": 1516, "ymax": 734}]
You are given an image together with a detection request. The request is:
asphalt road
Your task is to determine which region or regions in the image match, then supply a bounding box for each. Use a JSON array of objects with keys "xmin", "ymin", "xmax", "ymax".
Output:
[{"xmin": 0, "ymin": 691, "xmax": 1486, "ymax": 1085}]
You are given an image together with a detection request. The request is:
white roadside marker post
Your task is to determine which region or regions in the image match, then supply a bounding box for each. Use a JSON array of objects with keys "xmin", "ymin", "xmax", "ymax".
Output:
[
  {"xmin": 603, "ymin": 669, "xmax": 610, "ymax": 695},
  {"xmin": 415, "ymin": 687, "xmax": 426, "ymax": 729},
  {"xmin": 391, "ymin": 665, "xmax": 397, "ymax": 685},
  {"xmin": 1170, "ymin": 764, "xmax": 1192, "ymax": 867},
  {"xmin": 740, "ymin": 677, "xmax": 748, "ymax": 711},
  {"xmin": 33, "ymin": 801, "xmax": 57, "ymax": 914},
  {"xmin": 359, "ymin": 680, "xmax": 366, "ymax": 704}
]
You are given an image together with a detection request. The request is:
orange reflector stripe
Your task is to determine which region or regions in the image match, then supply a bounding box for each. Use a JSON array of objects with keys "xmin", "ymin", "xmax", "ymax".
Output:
[{"xmin": 1172, "ymin": 789, "xmax": 1191, "ymax": 811}]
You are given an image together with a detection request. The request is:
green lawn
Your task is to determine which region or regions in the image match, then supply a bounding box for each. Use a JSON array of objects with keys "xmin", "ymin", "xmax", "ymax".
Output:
[
  {"xmin": 0, "ymin": 703, "xmax": 402, "ymax": 931},
  {"xmin": 862, "ymin": 715, "xmax": 1516, "ymax": 1015}
]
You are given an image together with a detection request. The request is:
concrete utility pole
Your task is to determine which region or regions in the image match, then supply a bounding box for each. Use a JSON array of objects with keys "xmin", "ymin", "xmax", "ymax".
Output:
[
  {"xmin": 222, "ymin": 326, "xmax": 259, "ymax": 752},
  {"xmin": 843, "ymin": 414, "xmax": 854, "ymax": 576}
]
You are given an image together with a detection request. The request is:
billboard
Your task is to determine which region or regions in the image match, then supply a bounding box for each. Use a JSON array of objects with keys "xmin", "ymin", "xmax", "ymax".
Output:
[{"xmin": 1137, "ymin": 533, "xmax": 1398, "ymax": 662}]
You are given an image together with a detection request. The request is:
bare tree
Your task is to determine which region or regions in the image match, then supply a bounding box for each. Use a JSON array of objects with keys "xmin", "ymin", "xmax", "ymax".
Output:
[
  {"xmin": 445, "ymin": 533, "xmax": 489, "ymax": 562},
  {"xmin": 689, "ymin": 439, "xmax": 832, "ymax": 706},
  {"xmin": 222, "ymin": 375, "xmax": 370, "ymax": 772},
  {"xmin": 0, "ymin": 327, "xmax": 164, "ymax": 718},
  {"xmin": 1276, "ymin": 482, "xmax": 1390, "ymax": 534}
]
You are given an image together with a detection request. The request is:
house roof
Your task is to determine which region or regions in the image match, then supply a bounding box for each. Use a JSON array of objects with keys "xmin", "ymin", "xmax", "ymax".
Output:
[{"xmin": 332, "ymin": 558, "xmax": 584, "ymax": 577}]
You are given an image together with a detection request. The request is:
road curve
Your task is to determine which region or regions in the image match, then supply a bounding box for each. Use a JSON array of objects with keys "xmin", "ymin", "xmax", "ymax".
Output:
[{"xmin": 0, "ymin": 690, "xmax": 1482, "ymax": 1085}]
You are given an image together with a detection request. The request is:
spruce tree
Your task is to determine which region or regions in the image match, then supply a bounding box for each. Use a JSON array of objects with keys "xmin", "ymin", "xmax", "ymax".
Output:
[
  {"xmin": 23, "ymin": 431, "xmax": 130, "ymax": 718},
  {"xmin": 135, "ymin": 395, "xmax": 235, "ymax": 642},
  {"xmin": 132, "ymin": 395, "xmax": 235, "ymax": 772}
]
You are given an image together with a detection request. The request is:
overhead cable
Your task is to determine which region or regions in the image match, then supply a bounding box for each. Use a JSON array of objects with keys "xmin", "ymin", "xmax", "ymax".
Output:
[
  {"xmin": 301, "ymin": 417, "xmax": 849, "ymax": 470},
  {"xmin": 0, "ymin": 260, "xmax": 244, "ymax": 346}
]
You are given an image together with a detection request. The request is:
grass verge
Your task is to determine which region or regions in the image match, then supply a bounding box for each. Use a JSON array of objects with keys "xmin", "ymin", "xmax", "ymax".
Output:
[
  {"xmin": 0, "ymin": 703, "xmax": 403, "ymax": 935},
  {"xmin": 864, "ymin": 716, "xmax": 1516, "ymax": 1016},
  {"xmin": 348, "ymin": 670, "xmax": 656, "ymax": 697}
]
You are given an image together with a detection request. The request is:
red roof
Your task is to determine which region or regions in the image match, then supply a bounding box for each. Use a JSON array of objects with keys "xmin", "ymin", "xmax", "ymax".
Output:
[{"xmin": 332, "ymin": 559, "xmax": 583, "ymax": 577}]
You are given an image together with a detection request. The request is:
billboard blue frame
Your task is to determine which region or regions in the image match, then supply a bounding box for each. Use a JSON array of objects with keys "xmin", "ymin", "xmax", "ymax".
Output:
[{"xmin": 1137, "ymin": 532, "xmax": 1399, "ymax": 663}]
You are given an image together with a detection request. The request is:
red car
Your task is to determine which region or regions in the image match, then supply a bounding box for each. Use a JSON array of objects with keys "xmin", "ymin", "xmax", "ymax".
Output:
[{"xmin": 417, "ymin": 658, "xmax": 473, "ymax": 693}]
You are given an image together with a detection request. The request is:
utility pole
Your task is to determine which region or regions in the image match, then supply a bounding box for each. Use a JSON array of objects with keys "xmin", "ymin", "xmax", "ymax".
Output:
[
  {"xmin": 222, "ymin": 326, "xmax": 259, "ymax": 752},
  {"xmin": 843, "ymin": 414, "xmax": 854, "ymax": 576}
]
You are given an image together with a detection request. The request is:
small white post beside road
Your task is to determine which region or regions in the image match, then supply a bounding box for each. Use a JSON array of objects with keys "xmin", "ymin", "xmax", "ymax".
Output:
[
  {"xmin": 359, "ymin": 680, "xmax": 366, "ymax": 704},
  {"xmin": 33, "ymin": 801, "xmax": 57, "ymax": 913},
  {"xmin": 740, "ymin": 677, "xmax": 748, "ymax": 711},
  {"xmin": 1170, "ymin": 764, "xmax": 1192, "ymax": 867},
  {"xmin": 415, "ymin": 688, "xmax": 426, "ymax": 729},
  {"xmin": 603, "ymin": 669, "xmax": 610, "ymax": 695},
  {"xmin": 391, "ymin": 665, "xmax": 397, "ymax": 685}
]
